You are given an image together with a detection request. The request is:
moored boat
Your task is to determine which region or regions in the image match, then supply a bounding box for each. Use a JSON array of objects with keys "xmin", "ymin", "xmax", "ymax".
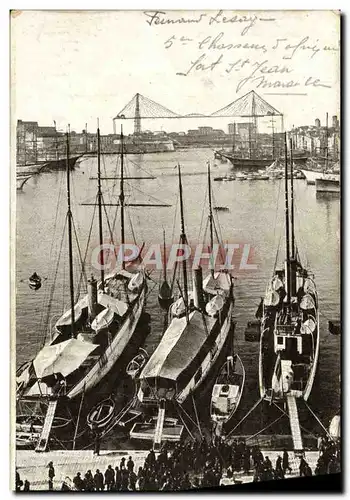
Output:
[
  {"xmin": 259, "ymin": 134, "xmax": 320, "ymax": 406},
  {"xmin": 210, "ymin": 354, "xmax": 245, "ymax": 424},
  {"xmin": 315, "ymin": 176, "xmax": 340, "ymax": 194},
  {"xmin": 15, "ymin": 127, "xmax": 163, "ymax": 451},
  {"xmin": 130, "ymin": 162, "xmax": 235, "ymax": 448}
]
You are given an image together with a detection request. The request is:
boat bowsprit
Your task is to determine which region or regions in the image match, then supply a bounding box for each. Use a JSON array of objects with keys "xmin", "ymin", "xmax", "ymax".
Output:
[{"xmin": 87, "ymin": 397, "xmax": 116, "ymax": 430}]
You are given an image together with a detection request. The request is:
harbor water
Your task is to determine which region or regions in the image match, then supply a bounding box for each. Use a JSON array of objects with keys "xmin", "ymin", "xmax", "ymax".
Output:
[{"xmin": 16, "ymin": 148, "xmax": 340, "ymax": 441}]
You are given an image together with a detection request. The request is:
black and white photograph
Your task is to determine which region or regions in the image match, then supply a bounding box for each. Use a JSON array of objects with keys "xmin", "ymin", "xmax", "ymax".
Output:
[{"xmin": 11, "ymin": 9, "xmax": 341, "ymax": 492}]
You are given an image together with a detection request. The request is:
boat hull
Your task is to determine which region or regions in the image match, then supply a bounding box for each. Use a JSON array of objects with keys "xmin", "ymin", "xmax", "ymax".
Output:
[
  {"xmin": 40, "ymin": 155, "xmax": 81, "ymax": 171},
  {"xmin": 176, "ymin": 301, "xmax": 234, "ymax": 405},
  {"xmin": 210, "ymin": 353, "xmax": 245, "ymax": 424},
  {"xmin": 223, "ymin": 155, "xmax": 273, "ymax": 172},
  {"xmin": 258, "ymin": 275, "xmax": 320, "ymax": 403},
  {"xmin": 67, "ymin": 285, "xmax": 147, "ymax": 399},
  {"xmin": 300, "ymin": 169, "xmax": 321, "ymax": 185},
  {"xmin": 315, "ymin": 177, "xmax": 340, "ymax": 193}
]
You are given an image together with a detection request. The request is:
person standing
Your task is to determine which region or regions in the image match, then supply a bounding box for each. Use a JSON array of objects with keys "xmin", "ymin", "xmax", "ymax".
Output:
[
  {"xmin": 104, "ymin": 465, "xmax": 115, "ymax": 491},
  {"xmin": 94, "ymin": 469, "xmax": 104, "ymax": 491},
  {"xmin": 282, "ymin": 449, "xmax": 292, "ymax": 475},
  {"xmin": 73, "ymin": 472, "xmax": 84, "ymax": 491},
  {"xmin": 127, "ymin": 455, "xmax": 135, "ymax": 473},
  {"xmin": 47, "ymin": 461, "xmax": 55, "ymax": 491},
  {"xmin": 299, "ymin": 457, "xmax": 308, "ymax": 477},
  {"xmin": 15, "ymin": 469, "xmax": 23, "ymax": 491},
  {"xmin": 275, "ymin": 455, "xmax": 284, "ymax": 479}
]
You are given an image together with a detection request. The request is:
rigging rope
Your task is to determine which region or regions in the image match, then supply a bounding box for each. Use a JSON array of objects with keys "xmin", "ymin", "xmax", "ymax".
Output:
[
  {"xmin": 71, "ymin": 218, "xmax": 88, "ymax": 299},
  {"xmin": 304, "ymin": 400, "xmax": 334, "ymax": 441},
  {"xmin": 272, "ymin": 179, "xmax": 283, "ymax": 275},
  {"xmin": 38, "ymin": 169, "xmax": 65, "ymax": 342},
  {"xmin": 41, "ymin": 215, "xmax": 68, "ymax": 347},
  {"xmin": 226, "ymin": 397, "xmax": 264, "ymax": 439},
  {"xmin": 272, "ymin": 401, "xmax": 319, "ymax": 439},
  {"xmin": 77, "ymin": 194, "xmax": 98, "ymax": 289},
  {"xmin": 245, "ymin": 413, "xmax": 285, "ymax": 442}
]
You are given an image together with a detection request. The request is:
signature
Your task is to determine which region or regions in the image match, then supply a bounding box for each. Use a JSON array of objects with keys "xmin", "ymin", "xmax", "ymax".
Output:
[{"xmin": 144, "ymin": 10, "xmax": 273, "ymax": 36}]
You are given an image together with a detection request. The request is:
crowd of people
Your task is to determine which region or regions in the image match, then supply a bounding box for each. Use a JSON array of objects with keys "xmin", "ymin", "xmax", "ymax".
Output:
[
  {"xmin": 65, "ymin": 437, "xmax": 341, "ymax": 491},
  {"xmin": 315, "ymin": 436, "xmax": 341, "ymax": 476},
  {"xmin": 15, "ymin": 436, "xmax": 341, "ymax": 491}
]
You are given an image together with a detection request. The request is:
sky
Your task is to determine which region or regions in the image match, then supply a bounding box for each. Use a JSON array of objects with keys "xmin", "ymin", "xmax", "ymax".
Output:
[{"xmin": 11, "ymin": 10, "xmax": 340, "ymax": 135}]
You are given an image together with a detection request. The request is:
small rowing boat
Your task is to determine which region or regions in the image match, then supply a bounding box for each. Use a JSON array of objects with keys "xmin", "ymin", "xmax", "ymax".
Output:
[{"xmin": 210, "ymin": 354, "xmax": 245, "ymax": 424}]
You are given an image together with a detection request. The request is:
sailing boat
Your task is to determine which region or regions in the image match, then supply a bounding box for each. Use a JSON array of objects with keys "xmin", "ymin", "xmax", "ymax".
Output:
[
  {"xmin": 220, "ymin": 91, "xmax": 283, "ymax": 172},
  {"xmin": 259, "ymin": 133, "xmax": 320, "ymax": 405},
  {"xmin": 16, "ymin": 127, "xmax": 148, "ymax": 451},
  {"xmin": 158, "ymin": 229, "xmax": 174, "ymax": 310},
  {"xmin": 130, "ymin": 162, "xmax": 235, "ymax": 447},
  {"xmin": 301, "ymin": 113, "xmax": 340, "ymax": 190}
]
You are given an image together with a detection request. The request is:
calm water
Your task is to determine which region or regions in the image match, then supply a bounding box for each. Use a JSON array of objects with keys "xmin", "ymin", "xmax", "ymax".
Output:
[{"xmin": 16, "ymin": 148, "xmax": 340, "ymax": 438}]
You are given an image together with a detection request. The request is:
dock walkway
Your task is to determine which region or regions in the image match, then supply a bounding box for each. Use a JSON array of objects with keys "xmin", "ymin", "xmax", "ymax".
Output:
[{"xmin": 16, "ymin": 449, "xmax": 320, "ymax": 491}]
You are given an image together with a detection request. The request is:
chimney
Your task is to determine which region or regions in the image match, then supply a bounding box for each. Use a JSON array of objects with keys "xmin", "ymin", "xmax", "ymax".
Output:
[
  {"xmin": 315, "ymin": 118, "xmax": 321, "ymax": 128},
  {"xmin": 88, "ymin": 275, "xmax": 98, "ymax": 320},
  {"xmin": 193, "ymin": 267, "xmax": 204, "ymax": 310},
  {"xmin": 332, "ymin": 115, "xmax": 338, "ymax": 129}
]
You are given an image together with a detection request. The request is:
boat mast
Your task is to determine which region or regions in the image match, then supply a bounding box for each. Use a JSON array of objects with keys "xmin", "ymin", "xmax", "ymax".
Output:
[
  {"xmin": 178, "ymin": 163, "xmax": 189, "ymax": 310},
  {"xmin": 85, "ymin": 123, "xmax": 88, "ymax": 154},
  {"xmin": 66, "ymin": 130, "xmax": 75, "ymax": 338},
  {"xmin": 290, "ymin": 138, "xmax": 295, "ymax": 261},
  {"xmin": 232, "ymin": 122, "xmax": 236, "ymax": 153},
  {"xmin": 271, "ymin": 115, "xmax": 275, "ymax": 159},
  {"xmin": 325, "ymin": 112, "xmax": 329, "ymax": 171},
  {"xmin": 163, "ymin": 229, "xmax": 167, "ymax": 283},
  {"xmin": 120, "ymin": 126, "xmax": 126, "ymax": 270},
  {"xmin": 284, "ymin": 132, "xmax": 291, "ymax": 308},
  {"xmin": 97, "ymin": 123, "xmax": 105, "ymax": 288},
  {"xmin": 248, "ymin": 122, "xmax": 252, "ymax": 160},
  {"xmin": 54, "ymin": 120, "xmax": 59, "ymax": 161},
  {"xmin": 207, "ymin": 161, "xmax": 214, "ymax": 277}
]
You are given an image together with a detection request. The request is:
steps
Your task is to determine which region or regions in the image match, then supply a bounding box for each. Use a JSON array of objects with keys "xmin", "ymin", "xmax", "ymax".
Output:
[
  {"xmin": 153, "ymin": 400, "xmax": 166, "ymax": 451},
  {"xmin": 35, "ymin": 400, "xmax": 58, "ymax": 453},
  {"xmin": 286, "ymin": 395, "xmax": 303, "ymax": 453}
]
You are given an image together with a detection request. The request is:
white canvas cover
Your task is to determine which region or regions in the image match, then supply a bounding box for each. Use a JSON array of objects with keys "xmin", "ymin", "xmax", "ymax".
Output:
[
  {"xmin": 55, "ymin": 303, "xmax": 83, "ymax": 327},
  {"xmin": 264, "ymin": 289, "xmax": 279, "ymax": 307},
  {"xmin": 98, "ymin": 292, "xmax": 128, "ymax": 317},
  {"xmin": 33, "ymin": 338, "xmax": 98, "ymax": 379},
  {"xmin": 300, "ymin": 294, "xmax": 315, "ymax": 310},
  {"xmin": 329, "ymin": 415, "xmax": 340, "ymax": 439},
  {"xmin": 91, "ymin": 307, "xmax": 115, "ymax": 331}
]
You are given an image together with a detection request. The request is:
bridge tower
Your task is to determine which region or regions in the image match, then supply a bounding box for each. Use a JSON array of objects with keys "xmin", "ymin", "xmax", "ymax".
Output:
[{"xmin": 134, "ymin": 93, "xmax": 141, "ymax": 135}]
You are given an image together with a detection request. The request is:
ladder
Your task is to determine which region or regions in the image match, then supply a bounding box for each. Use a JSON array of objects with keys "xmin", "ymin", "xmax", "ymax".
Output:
[
  {"xmin": 153, "ymin": 399, "xmax": 166, "ymax": 451},
  {"xmin": 286, "ymin": 394, "xmax": 303, "ymax": 453},
  {"xmin": 35, "ymin": 400, "xmax": 58, "ymax": 452}
]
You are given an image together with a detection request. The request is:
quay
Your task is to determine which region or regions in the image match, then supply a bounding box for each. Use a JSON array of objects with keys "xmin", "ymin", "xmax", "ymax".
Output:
[{"xmin": 16, "ymin": 448, "xmax": 320, "ymax": 491}]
